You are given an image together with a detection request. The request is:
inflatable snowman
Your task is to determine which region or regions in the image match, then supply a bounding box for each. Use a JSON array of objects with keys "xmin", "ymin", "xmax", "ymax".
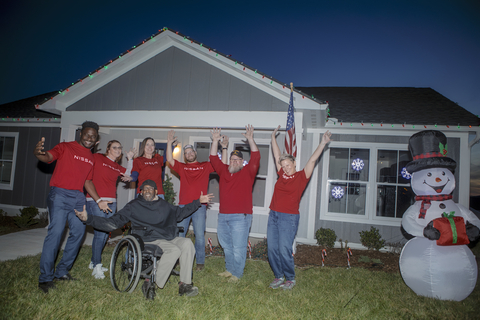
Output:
[{"xmin": 400, "ymin": 130, "xmax": 480, "ymax": 301}]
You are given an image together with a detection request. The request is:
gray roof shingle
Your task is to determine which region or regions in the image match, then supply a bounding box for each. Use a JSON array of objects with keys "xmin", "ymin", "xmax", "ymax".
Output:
[
  {"xmin": 296, "ymin": 87, "xmax": 479, "ymax": 126},
  {"xmin": 0, "ymin": 92, "xmax": 59, "ymax": 119}
]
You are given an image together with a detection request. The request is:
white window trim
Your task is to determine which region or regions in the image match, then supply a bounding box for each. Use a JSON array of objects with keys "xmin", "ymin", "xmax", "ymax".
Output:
[
  {"xmin": 320, "ymin": 141, "xmax": 409, "ymax": 227},
  {"xmin": 0, "ymin": 132, "xmax": 19, "ymax": 190},
  {"xmin": 189, "ymin": 136, "xmax": 275, "ymax": 215}
]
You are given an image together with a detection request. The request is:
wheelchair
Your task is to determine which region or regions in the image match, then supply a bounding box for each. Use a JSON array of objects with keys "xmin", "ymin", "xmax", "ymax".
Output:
[{"xmin": 109, "ymin": 229, "xmax": 183, "ymax": 298}]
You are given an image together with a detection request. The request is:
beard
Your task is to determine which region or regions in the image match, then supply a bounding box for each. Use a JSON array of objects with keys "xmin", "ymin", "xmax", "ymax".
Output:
[
  {"xmin": 228, "ymin": 164, "xmax": 242, "ymax": 174},
  {"xmin": 185, "ymin": 155, "xmax": 197, "ymax": 163}
]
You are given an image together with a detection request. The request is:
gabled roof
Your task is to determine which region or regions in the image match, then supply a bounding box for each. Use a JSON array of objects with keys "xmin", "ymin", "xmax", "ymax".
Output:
[
  {"xmin": 0, "ymin": 92, "xmax": 60, "ymax": 120},
  {"xmin": 37, "ymin": 28, "xmax": 323, "ymax": 115},
  {"xmin": 296, "ymin": 87, "xmax": 479, "ymax": 127}
]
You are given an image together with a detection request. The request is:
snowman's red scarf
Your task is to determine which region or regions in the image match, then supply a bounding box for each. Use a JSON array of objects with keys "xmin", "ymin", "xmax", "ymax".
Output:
[{"xmin": 415, "ymin": 195, "xmax": 453, "ymax": 219}]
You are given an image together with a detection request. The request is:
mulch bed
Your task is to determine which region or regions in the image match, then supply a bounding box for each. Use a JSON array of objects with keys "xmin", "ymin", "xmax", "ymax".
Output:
[{"xmin": 294, "ymin": 245, "xmax": 400, "ymax": 273}]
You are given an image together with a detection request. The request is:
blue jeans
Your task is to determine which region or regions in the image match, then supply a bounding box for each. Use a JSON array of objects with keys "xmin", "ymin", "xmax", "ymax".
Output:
[
  {"xmin": 267, "ymin": 210, "xmax": 299, "ymax": 281},
  {"xmin": 217, "ymin": 213, "xmax": 252, "ymax": 278},
  {"xmin": 39, "ymin": 187, "xmax": 87, "ymax": 282},
  {"xmin": 87, "ymin": 201, "xmax": 117, "ymax": 266},
  {"xmin": 178, "ymin": 204, "xmax": 206, "ymax": 264}
]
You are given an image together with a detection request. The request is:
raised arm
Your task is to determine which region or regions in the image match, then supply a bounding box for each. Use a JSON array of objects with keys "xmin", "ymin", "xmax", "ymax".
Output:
[
  {"xmin": 210, "ymin": 127, "xmax": 222, "ymax": 156},
  {"xmin": 304, "ymin": 130, "xmax": 332, "ymax": 179},
  {"xmin": 242, "ymin": 124, "xmax": 258, "ymax": 152},
  {"xmin": 121, "ymin": 148, "xmax": 136, "ymax": 182},
  {"xmin": 166, "ymin": 130, "xmax": 177, "ymax": 167},
  {"xmin": 220, "ymin": 135, "xmax": 229, "ymax": 164},
  {"xmin": 271, "ymin": 125, "xmax": 281, "ymax": 172},
  {"xmin": 33, "ymin": 137, "xmax": 54, "ymax": 163}
]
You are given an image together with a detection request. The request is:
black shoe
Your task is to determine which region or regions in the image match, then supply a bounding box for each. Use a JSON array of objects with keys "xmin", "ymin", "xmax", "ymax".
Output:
[
  {"xmin": 39, "ymin": 281, "xmax": 56, "ymax": 293},
  {"xmin": 55, "ymin": 273, "xmax": 76, "ymax": 281},
  {"xmin": 179, "ymin": 282, "xmax": 199, "ymax": 297},
  {"xmin": 142, "ymin": 279, "xmax": 155, "ymax": 300}
]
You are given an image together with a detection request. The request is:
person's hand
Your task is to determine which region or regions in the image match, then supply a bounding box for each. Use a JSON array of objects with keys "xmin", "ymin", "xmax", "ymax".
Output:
[
  {"xmin": 120, "ymin": 174, "xmax": 133, "ymax": 182},
  {"xmin": 199, "ymin": 191, "xmax": 214, "ymax": 204},
  {"xmin": 98, "ymin": 200, "xmax": 113, "ymax": 213},
  {"xmin": 211, "ymin": 128, "xmax": 222, "ymax": 142},
  {"xmin": 34, "ymin": 137, "xmax": 46, "ymax": 156},
  {"xmin": 167, "ymin": 130, "xmax": 177, "ymax": 144},
  {"xmin": 220, "ymin": 135, "xmax": 229, "ymax": 148},
  {"xmin": 75, "ymin": 205, "xmax": 88, "ymax": 222},
  {"xmin": 321, "ymin": 130, "xmax": 332, "ymax": 145},
  {"xmin": 126, "ymin": 148, "xmax": 137, "ymax": 160},
  {"xmin": 272, "ymin": 125, "xmax": 281, "ymax": 138},
  {"xmin": 242, "ymin": 124, "xmax": 254, "ymax": 140}
]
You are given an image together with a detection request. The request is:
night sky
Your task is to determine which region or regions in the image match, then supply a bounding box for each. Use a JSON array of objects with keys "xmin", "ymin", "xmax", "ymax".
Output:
[{"xmin": 1, "ymin": 0, "xmax": 480, "ymax": 194}]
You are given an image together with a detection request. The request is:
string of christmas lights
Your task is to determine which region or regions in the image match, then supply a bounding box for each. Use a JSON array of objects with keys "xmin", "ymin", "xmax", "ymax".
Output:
[{"xmin": 34, "ymin": 27, "xmax": 324, "ymax": 109}]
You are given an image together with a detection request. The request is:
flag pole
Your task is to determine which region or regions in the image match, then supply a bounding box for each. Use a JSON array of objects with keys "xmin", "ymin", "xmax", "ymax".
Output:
[{"xmin": 290, "ymin": 82, "xmax": 293, "ymax": 92}]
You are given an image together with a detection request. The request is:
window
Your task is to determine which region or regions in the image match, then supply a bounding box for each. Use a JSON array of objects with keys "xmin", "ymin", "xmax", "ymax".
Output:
[
  {"xmin": 0, "ymin": 133, "xmax": 19, "ymax": 190},
  {"xmin": 376, "ymin": 150, "xmax": 414, "ymax": 218},
  {"xmin": 327, "ymin": 148, "xmax": 370, "ymax": 215},
  {"xmin": 322, "ymin": 142, "xmax": 413, "ymax": 225}
]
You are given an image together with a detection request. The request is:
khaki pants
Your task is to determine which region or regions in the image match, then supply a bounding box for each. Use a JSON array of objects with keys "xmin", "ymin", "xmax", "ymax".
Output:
[{"xmin": 145, "ymin": 237, "xmax": 195, "ymax": 288}]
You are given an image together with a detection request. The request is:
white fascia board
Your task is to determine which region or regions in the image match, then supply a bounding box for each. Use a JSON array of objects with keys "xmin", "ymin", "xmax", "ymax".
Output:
[{"xmin": 61, "ymin": 110, "xmax": 301, "ymax": 131}]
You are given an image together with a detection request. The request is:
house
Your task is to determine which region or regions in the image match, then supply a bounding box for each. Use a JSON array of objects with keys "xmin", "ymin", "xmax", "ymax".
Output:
[
  {"xmin": 8, "ymin": 28, "xmax": 480, "ymax": 247},
  {"xmin": 0, "ymin": 92, "xmax": 60, "ymax": 216}
]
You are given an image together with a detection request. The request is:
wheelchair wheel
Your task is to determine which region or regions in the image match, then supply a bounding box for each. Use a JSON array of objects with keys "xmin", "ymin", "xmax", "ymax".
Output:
[{"xmin": 110, "ymin": 235, "xmax": 142, "ymax": 293}]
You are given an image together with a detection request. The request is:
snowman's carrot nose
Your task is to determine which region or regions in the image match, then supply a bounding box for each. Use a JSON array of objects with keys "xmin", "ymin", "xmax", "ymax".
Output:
[{"xmin": 435, "ymin": 177, "xmax": 442, "ymax": 182}]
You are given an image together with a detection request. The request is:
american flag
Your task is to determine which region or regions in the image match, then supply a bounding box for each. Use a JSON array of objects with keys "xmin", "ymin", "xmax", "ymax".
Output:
[{"xmin": 284, "ymin": 90, "xmax": 297, "ymax": 157}]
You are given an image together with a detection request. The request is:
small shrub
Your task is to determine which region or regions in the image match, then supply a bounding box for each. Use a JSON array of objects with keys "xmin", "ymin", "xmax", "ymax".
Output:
[
  {"xmin": 315, "ymin": 228, "xmax": 337, "ymax": 248},
  {"xmin": 251, "ymin": 238, "xmax": 268, "ymax": 260},
  {"xmin": 0, "ymin": 209, "xmax": 7, "ymax": 223},
  {"xmin": 38, "ymin": 211, "xmax": 49, "ymax": 225},
  {"xmin": 14, "ymin": 206, "xmax": 39, "ymax": 228},
  {"xmin": 358, "ymin": 255, "xmax": 371, "ymax": 263},
  {"xmin": 359, "ymin": 227, "xmax": 385, "ymax": 251},
  {"xmin": 385, "ymin": 241, "xmax": 404, "ymax": 255}
]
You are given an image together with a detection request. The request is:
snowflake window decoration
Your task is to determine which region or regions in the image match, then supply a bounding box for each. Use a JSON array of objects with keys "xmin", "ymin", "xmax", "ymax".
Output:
[
  {"xmin": 351, "ymin": 158, "xmax": 364, "ymax": 171},
  {"xmin": 331, "ymin": 186, "xmax": 344, "ymax": 199},
  {"xmin": 401, "ymin": 167, "xmax": 411, "ymax": 179}
]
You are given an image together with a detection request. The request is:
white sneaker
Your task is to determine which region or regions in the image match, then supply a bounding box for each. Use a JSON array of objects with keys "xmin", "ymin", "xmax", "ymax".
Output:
[
  {"xmin": 88, "ymin": 262, "xmax": 94, "ymax": 270},
  {"xmin": 92, "ymin": 264, "xmax": 106, "ymax": 279}
]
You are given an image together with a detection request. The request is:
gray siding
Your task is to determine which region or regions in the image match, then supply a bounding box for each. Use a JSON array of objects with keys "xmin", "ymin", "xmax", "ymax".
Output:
[
  {"xmin": 67, "ymin": 47, "xmax": 288, "ymax": 112},
  {"xmin": 318, "ymin": 220, "xmax": 406, "ymax": 245},
  {"xmin": 0, "ymin": 126, "xmax": 60, "ymax": 208}
]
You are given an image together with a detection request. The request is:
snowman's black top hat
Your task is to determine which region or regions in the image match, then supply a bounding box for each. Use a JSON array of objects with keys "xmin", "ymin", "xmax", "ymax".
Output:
[{"xmin": 405, "ymin": 130, "xmax": 456, "ymax": 174}]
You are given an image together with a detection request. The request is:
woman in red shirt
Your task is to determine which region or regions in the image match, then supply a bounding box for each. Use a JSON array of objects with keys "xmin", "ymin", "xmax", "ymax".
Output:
[
  {"xmin": 267, "ymin": 126, "xmax": 331, "ymax": 290},
  {"xmin": 86, "ymin": 140, "xmax": 134, "ymax": 279},
  {"xmin": 131, "ymin": 137, "xmax": 165, "ymax": 198}
]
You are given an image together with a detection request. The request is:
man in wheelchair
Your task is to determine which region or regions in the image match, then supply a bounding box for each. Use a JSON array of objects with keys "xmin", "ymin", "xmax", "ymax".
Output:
[{"xmin": 75, "ymin": 179, "xmax": 213, "ymax": 298}]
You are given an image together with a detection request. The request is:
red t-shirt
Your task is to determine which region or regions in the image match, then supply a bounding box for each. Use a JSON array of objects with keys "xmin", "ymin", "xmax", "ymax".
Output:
[
  {"xmin": 209, "ymin": 151, "xmax": 260, "ymax": 214},
  {"xmin": 132, "ymin": 154, "xmax": 165, "ymax": 195},
  {"xmin": 172, "ymin": 160, "xmax": 214, "ymax": 205},
  {"xmin": 48, "ymin": 141, "xmax": 94, "ymax": 192},
  {"xmin": 269, "ymin": 168, "xmax": 310, "ymax": 214},
  {"xmin": 86, "ymin": 153, "xmax": 126, "ymax": 199}
]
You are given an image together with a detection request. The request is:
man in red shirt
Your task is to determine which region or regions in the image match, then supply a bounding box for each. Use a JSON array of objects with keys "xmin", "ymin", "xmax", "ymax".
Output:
[
  {"xmin": 209, "ymin": 125, "xmax": 260, "ymax": 282},
  {"xmin": 166, "ymin": 130, "xmax": 214, "ymax": 271},
  {"xmin": 34, "ymin": 121, "xmax": 103, "ymax": 293}
]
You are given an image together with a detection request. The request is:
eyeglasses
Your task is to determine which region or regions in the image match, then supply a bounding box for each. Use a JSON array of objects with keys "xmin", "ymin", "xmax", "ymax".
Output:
[{"xmin": 111, "ymin": 146, "xmax": 123, "ymax": 150}]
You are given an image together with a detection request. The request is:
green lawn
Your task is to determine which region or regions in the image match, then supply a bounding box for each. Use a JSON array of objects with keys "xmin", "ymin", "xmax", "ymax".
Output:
[{"xmin": 0, "ymin": 244, "xmax": 479, "ymax": 320}]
